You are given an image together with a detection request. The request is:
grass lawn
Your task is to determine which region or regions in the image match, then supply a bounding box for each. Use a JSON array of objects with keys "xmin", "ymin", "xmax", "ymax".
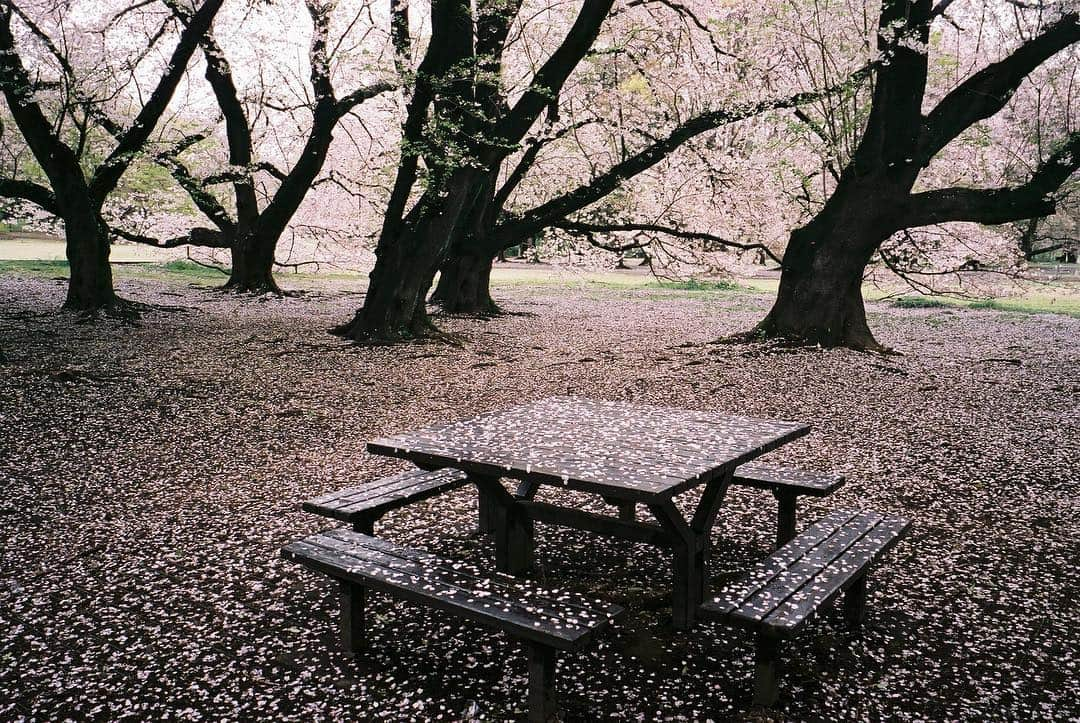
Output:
[{"xmin": 2, "ymin": 241, "xmax": 1079, "ymax": 318}]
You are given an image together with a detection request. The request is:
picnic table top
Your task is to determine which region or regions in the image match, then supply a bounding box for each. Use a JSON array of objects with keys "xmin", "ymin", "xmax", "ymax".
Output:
[{"xmin": 367, "ymin": 396, "xmax": 810, "ymax": 502}]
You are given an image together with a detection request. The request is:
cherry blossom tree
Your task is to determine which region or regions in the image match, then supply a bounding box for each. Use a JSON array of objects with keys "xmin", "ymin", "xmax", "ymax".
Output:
[
  {"xmin": 749, "ymin": 0, "xmax": 1080, "ymax": 351},
  {"xmin": 119, "ymin": 0, "xmax": 396, "ymax": 293},
  {"xmin": 0, "ymin": 0, "xmax": 225, "ymax": 312}
]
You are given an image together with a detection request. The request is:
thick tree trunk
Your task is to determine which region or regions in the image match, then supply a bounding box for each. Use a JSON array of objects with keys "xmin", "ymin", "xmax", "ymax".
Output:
[
  {"xmin": 332, "ymin": 227, "xmax": 443, "ymax": 341},
  {"xmin": 431, "ymin": 251, "xmax": 498, "ymax": 314},
  {"xmin": 755, "ymin": 215, "xmax": 886, "ymax": 352},
  {"xmin": 63, "ymin": 212, "xmax": 116, "ymax": 311},
  {"xmin": 226, "ymin": 233, "xmax": 281, "ymax": 294}
]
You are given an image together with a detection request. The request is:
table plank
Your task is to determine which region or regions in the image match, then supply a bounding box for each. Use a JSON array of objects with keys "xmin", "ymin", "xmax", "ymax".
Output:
[{"xmin": 369, "ymin": 396, "xmax": 809, "ymax": 500}]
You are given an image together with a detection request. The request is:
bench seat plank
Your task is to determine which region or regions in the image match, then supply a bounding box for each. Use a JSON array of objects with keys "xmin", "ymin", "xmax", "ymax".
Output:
[
  {"xmin": 764, "ymin": 515, "xmax": 909, "ymax": 630},
  {"xmin": 702, "ymin": 509, "xmax": 910, "ymax": 637},
  {"xmin": 314, "ymin": 528, "xmax": 619, "ymax": 622},
  {"xmin": 735, "ymin": 511, "xmax": 883, "ymax": 624},
  {"xmin": 705, "ymin": 509, "xmax": 860, "ymax": 615},
  {"xmin": 302, "ymin": 468, "xmax": 469, "ymax": 524},
  {"xmin": 282, "ymin": 528, "xmax": 621, "ymax": 650},
  {"xmin": 732, "ymin": 464, "xmax": 844, "ymax": 496}
]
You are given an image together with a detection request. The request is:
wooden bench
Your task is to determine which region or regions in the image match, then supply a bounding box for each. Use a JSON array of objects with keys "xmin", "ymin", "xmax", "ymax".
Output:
[
  {"xmin": 302, "ymin": 468, "xmax": 469, "ymax": 533},
  {"xmin": 699, "ymin": 509, "xmax": 910, "ymax": 706},
  {"xmin": 282, "ymin": 528, "xmax": 623, "ymax": 722},
  {"xmin": 731, "ymin": 464, "xmax": 845, "ymax": 547}
]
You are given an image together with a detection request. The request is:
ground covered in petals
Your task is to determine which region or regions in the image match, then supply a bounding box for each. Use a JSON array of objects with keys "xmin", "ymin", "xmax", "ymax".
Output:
[{"xmin": 1, "ymin": 273, "xmax": 1077, "ymax": 722}]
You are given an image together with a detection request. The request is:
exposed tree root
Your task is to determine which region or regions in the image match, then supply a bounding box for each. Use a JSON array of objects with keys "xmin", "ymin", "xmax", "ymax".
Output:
[
  {"xmin": 330, "ymin": 309, "xmax": 464, "ymax": 347},
  {"xmin": 716, "ymin": 320, "xmax": 898, "ymax": 356}
]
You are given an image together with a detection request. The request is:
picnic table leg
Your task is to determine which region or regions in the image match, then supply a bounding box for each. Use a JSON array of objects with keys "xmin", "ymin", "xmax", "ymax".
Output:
[
  {"xmin": 648, "ymin": 500, "xmax": 701, "ymax": 629},
  {"xmin": 477, "ymin": 487, "xmax": 497, "ymax": 534},
  {"xmin": 603, "ymin": 495, "xmax": 636, "ymax": 522},
  {"xmin": 352, "ymin": 516, "xmax": 376, "ymax": 535},
  {"xmin": 525, "ymin": 643, "xmax": 558, "ymax": 723},
  {"xmin": 476, "ymin": 475, "xmax": 534, "ymax": 576},
  {"xmin": 690, "ymin": 474, "xmax": 731, "ymax": 550},
  {"xmin": 339, "ymin": 580, "xmax": 366, "ymax": 653},
  {"xmin": 772, "ymin": 490, "xmax": 798, "ymax": 548}
]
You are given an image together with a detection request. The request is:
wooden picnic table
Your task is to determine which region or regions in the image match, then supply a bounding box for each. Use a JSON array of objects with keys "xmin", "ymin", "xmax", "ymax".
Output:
[{"xmin": 367, "ymin": 396, "xmax": 810, "ymax": 628}]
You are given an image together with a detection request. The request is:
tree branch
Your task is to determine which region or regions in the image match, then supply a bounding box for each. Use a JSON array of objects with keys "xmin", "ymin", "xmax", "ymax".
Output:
[
  {"xmin": 111, "ymin": 225, "xmax": 232, "ymax": 248},
  {"xmin": 496, "ymin": 66, "xmax": 873, "ymax": 244},
  {"xmin": 0, "ymin": 177, "xmax": 60, "ymax": 215},
  {"xmin": 918, "ymin": 12, "xmax": 1080, "ymax": 165},
  {"xmin": 904, "ymin": 131, "xmax": 1080, "ymax": 227},
  {"xmin": 553, "ymin": 220, "xmax": 783, "ymax": 263},
  {"xmin": 497, "ymin": 0, "xmax": 615, "ymax": 154},
  {"xmin": 89, "ymin": 0, "xmax": 226, "ymax": 202}
]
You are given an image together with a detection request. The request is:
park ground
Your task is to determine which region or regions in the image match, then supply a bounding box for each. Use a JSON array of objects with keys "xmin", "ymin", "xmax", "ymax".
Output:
[{"xmin": 0, "ymin": 257, "xmax": 1078, "ymax": 721}]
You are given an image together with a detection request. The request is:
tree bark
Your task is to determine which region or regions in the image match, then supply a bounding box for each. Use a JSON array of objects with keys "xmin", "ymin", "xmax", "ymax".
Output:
[
  {"xmin": 431, "ymin": 249, "xmax": 498, "ymax": 314},
  {"xmin": 333, "ymin": 227, "xmax": 445, "ymax": 340},
  {"xmin": 756, "ymin": 198, "xmax": 887, "ymax": 352},
  {"xmin": 226, "ymin": 233, "xmax": 280, "ymax": 294},
  {"xmin": 1019, "ymin": 218, "xmax": 1039, "ymax": 260},
  {"xmin": 63, "ymin": 211, "xmax": 116, "ymax": 311}
]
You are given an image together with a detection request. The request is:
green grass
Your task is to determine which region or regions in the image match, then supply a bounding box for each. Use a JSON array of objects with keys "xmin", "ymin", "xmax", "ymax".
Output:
[
  {"xmin": 891, "ymin": 293, "xmax": 1080, "ymax": 318},
  {"xmin": 159, "ymin": 259, "xmax": 230, "ymax": 279},
  {"xmin": 656, "ymin": 278, "xmax": 741, "ymax": 292},
  {"xmin": 0, "ymin": 258, "xmax": 227, "ymax": 283},
  {"xmin": 892, "ymin": 296, "xmax": 952, "ymax": 309},
  {"xmin": 0, "ymin": 259, "xmax": 69, "ymax": 275}
]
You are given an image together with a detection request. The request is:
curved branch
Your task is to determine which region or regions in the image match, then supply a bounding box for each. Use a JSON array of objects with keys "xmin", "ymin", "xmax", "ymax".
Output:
[
  {"xmin": 918, "ymin": 12, "xmax": 1080, "ymax": 165},
  {"xmin": 111, "ymin": 225, "xmax": 231, "ymax": 249},
  {"xmin": 553, "ymin": 220, "xmax": 783, "ymax": 263},
  {"xmin": 903, "ymin": 131, "xmax": 1080, "ymax": 228},
  {"xmin": 0, "ymin": 177, "xmax": 60, "ymax": 215}
]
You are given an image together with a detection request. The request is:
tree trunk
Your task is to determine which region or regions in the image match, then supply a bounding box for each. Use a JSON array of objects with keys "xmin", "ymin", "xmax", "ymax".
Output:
[
  {"xmin": 333, "ymin": 227, "xmax": 443, "ymax": 341},
  {"xmin": 336, "ymin": 167, "xmax": 483, "ymax": 341},
  {"xmin": 1019, "ymin": 217, "xmax": 1039, "ymax": 260},
  {"xmin": 226, "ymin": 233, "xmax": 281, "ymax": 294},
  {"xmin": 431, "ymin": 250, "xmax": 498, "ymax": 314},
  {"xmin": 755, "ymin": 214, "xmax": 886, "ymax": 352},
  {"xmin": 63, "ymin": 212, "xmax": 116, "ymax": 311}
]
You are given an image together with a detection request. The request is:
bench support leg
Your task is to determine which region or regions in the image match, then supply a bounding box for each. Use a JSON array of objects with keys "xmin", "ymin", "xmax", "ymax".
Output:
[
  {"xmin": 338, "ymin": 580, "xmax": 366, "ymax": 653},
  {"xmin": 844, "ymin": 574, "xmax": 868, "ymax": 627},
  {"xmin": 526, "ymin": 643, "xmax": 557, "ymax": 723},
  {"xmin": 752, "ymin": 632, "xmax": 781, "ymax": 707},
  {"xmin": 773, "ymin": 491, "xmax": 798, "ymax": 548},
  {"xmin": 352, "ymin": 516, "xmax": 376, "ymax": 535}
]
